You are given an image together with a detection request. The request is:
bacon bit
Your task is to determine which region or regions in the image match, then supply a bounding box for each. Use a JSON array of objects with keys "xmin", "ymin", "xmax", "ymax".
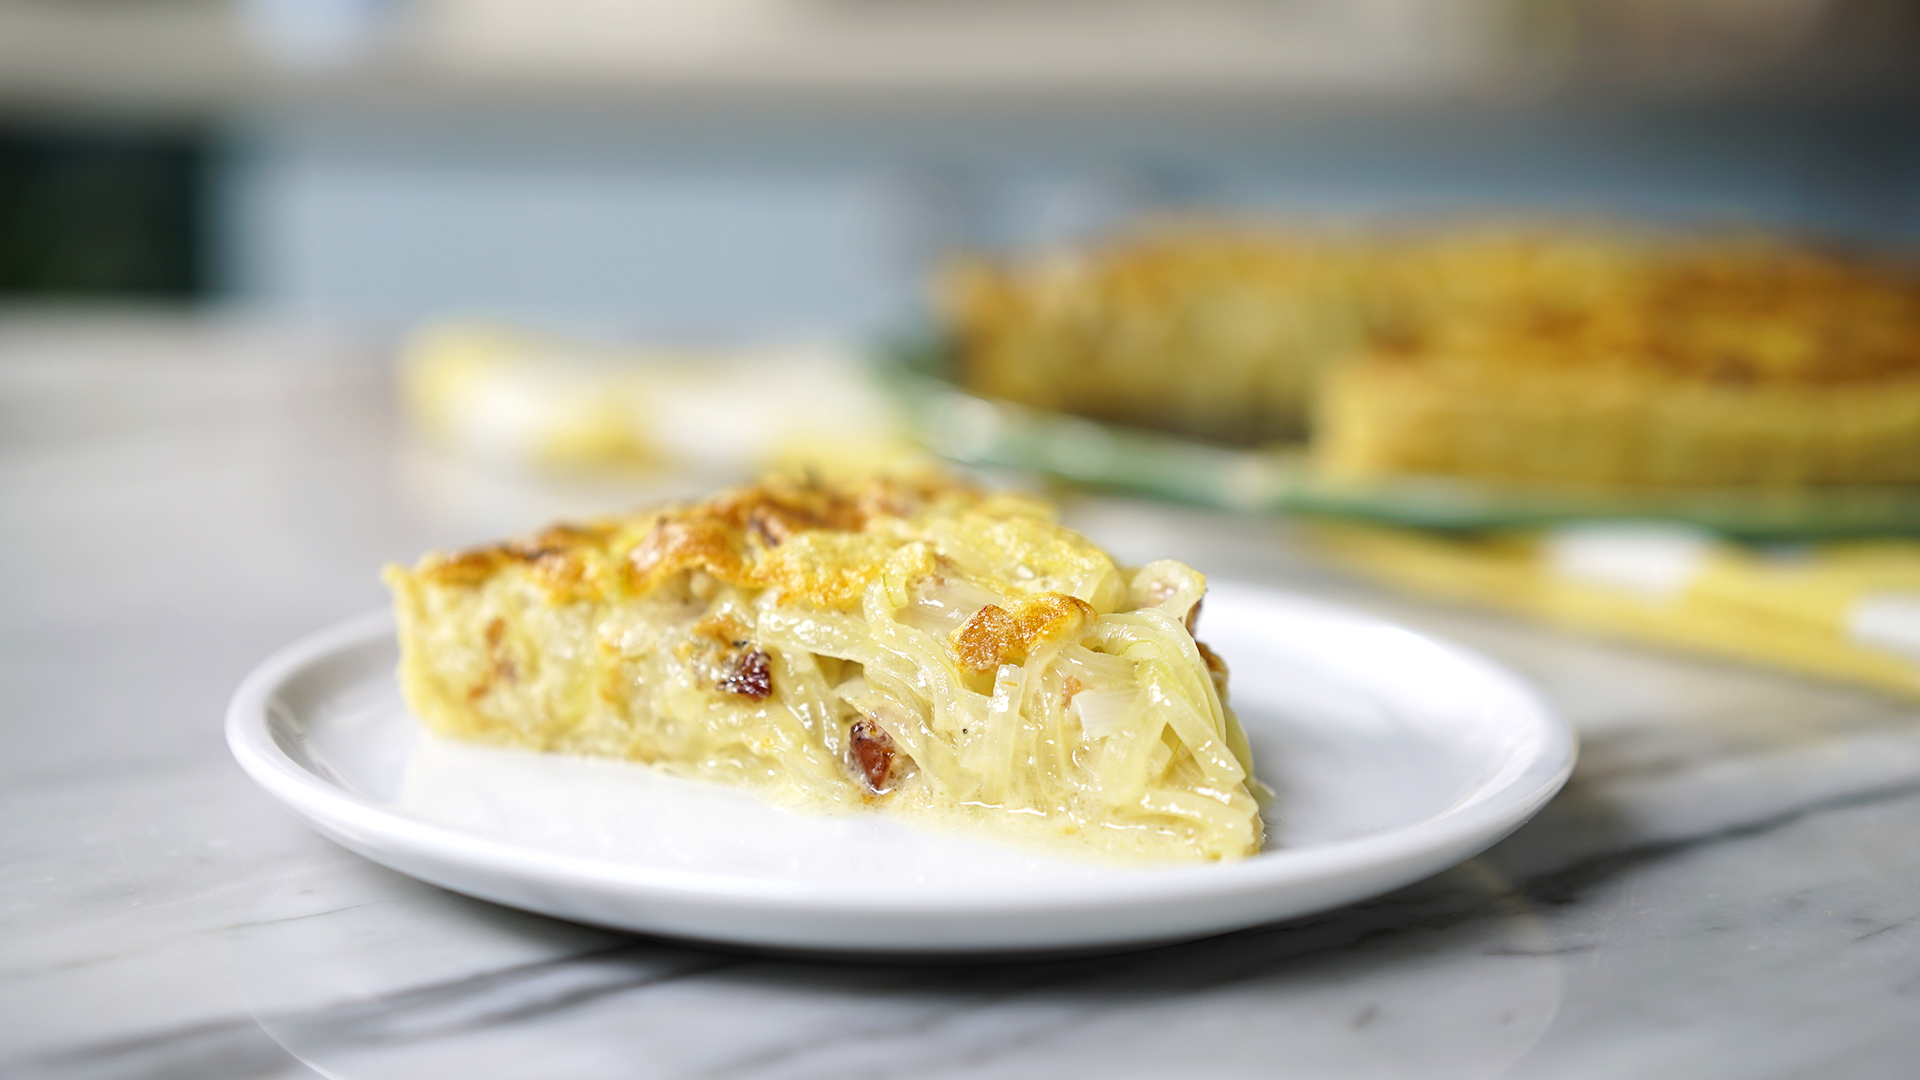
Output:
[
  {"xmin": 719, "ymin": 648, "xmax": 773, "ymax": 700},
  {"xmin": 1062, "ymin": 675, "xmax": 1084, "ymax": 703},
  {"xmin": 849, "ymin": 717, "xmax": 898, "ymax": 793},
  {"xmin": 950, "ymin": 593, "xmax": 1097, "ymax": 675},
  {"xmin": 469, "ymin": 617, "xmax": 516, "ymax": 700}
]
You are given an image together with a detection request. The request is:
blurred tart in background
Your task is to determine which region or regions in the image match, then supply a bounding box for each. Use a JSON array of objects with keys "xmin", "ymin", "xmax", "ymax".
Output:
[{"xmin": 935, "ymin": 223, "xmax": 1920, "ymax": 490}]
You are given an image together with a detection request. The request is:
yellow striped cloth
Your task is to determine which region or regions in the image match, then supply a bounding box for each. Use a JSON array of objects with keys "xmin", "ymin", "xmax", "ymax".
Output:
[{"xmin": 1306, "ymin": 520, "xmax": 1920, "ymax": 699}]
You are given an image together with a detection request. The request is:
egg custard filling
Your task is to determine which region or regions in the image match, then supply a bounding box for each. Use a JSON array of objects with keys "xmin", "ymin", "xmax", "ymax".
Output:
[{"xmin": 384, "ymin": 473, "xmax": 1264, "ymax": 862}]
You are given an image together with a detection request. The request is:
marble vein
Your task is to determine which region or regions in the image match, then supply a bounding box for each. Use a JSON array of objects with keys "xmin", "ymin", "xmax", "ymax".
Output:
[
  {"xmin": 1506, "ymin": 774, "xmax": 1920, "ymax": 908},
  {"xmin": 269, "ymin": 946, "xmax": 744, "ymax": 1048}
]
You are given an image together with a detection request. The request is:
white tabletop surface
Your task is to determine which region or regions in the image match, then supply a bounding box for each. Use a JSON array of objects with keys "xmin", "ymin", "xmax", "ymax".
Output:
[{"xmin": 4, "ymin": 317, "xmax": 1918, "ymax": 1079}]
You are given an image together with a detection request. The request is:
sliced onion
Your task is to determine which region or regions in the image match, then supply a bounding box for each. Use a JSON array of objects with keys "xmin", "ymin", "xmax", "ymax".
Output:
[
  {"xmin": 896, "ymin": 576, "xmax": 1004, "ymax": 633},
  {"xmin": 1128, "ymin": 560, "xmax": 1205, "ymax": 627},
  {"xmin": 1057, "ymin": 645, "xmax": 1136, "ymax": 686},
  {"xmin": 1072, "ymin": 687, "xmax": 1140, "ymax": 740}
]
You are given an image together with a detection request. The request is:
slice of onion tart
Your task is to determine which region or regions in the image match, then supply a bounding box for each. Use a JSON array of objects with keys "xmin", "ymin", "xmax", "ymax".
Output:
[{"xmin": 384, "ymin": 473, "xmax": 1264, "ymax": 862}]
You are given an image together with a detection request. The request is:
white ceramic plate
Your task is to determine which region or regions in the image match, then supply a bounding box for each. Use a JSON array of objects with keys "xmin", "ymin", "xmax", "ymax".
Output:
[{"xmin": 227, "ymin": 583, "xmax": 1574, "ymax": 954}]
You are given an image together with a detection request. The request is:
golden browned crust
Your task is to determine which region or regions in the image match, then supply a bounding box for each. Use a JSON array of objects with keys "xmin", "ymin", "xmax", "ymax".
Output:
[
  {"xmin": 938, "ymin": 224, "xmax": 1920, "ymax": 456},
  {"xmin": 950, "ymin": 594, "xmax": 1099, "ymax": 675},
  {"xmin": 1315, "ymin": 350, "xmax": 1920, "ymax": 488},
  {"xmin": 414, "ymin": 472, "xmax": 984, "ymax": 612},
  {"xmin": 1372, "ymin": 236, "xmax": 1920, "ymax": 388}
]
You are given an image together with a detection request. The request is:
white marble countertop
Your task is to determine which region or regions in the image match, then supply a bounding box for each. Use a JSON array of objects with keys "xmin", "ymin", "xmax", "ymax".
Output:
[{"xmin": 4, "ymin": 318, "xmax": 1918, "ymax": 1080}]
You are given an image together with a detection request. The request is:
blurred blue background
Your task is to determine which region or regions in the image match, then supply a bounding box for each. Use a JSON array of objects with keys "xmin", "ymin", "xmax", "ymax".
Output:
[{"xmin": 2, "ymin": 0, "xmax": 1916, "ymax": 339}]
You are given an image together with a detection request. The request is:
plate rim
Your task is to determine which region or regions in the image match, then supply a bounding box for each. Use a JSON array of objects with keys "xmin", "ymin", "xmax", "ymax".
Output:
[{"xmin": 227, "ymin": 584, "xmax": 1576, "ymax": 938}]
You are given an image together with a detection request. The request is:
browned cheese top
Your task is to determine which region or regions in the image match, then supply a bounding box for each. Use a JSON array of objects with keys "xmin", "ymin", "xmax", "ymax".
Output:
[
  {"xmin": 942, "ymin": 223, "xmax": 1920, "ymax": 389},
  {"xmin": 412, "ymin": 472, "xmax": 997, "ymax": 611},
  {"xmin": 950, "ymin": 594, "xmax": 1098, "ymax": 675}
]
